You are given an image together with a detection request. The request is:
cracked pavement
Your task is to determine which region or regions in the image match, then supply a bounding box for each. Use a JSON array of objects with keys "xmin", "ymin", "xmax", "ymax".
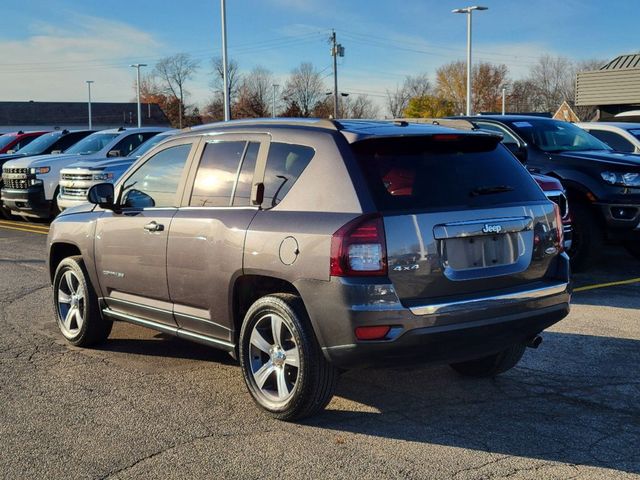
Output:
[{"xmin": 0, "ymin": 227, "xmax": 639, "ymax": 479}]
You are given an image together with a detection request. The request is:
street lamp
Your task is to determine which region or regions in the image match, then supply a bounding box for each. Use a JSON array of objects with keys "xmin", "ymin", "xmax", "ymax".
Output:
[
  {"xmin": 220, "ymin": 0, "xmax": 230, "ymax": 121},
  {"xmin": 86, "ymin": 81, "xmax": 94, "ymax": 130},
  {"xmin": 502, "ymin": 85, "xmax": 507, "ymax": 115},
  {"xmin": 452, "ymin": 5, "xmax": 488, "ymax": 116},
  {"xmin": 272, "ymin": 84, "xmax": 279, "ymax": 118},
  {"xmin": 130, "ymin": 63, "xmax": 147, "ymax": 127}
]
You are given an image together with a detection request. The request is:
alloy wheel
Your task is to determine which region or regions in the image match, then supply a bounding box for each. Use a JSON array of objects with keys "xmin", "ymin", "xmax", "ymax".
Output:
[
  {"xmin": 57, "ymin": 270, "xmax": 85, "ymax": 338},
  {"xmin": 248, "ymin": 313, "xmax": 300, "ymax": 405}
]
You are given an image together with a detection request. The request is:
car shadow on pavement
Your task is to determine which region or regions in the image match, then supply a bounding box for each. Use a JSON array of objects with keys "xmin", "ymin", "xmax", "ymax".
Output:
[
  {"xmin": 308, "ymin": 331, "xmax": 640, "ymax": 475},
  {"xmin": 95, "ymin": 332, "xmax": 236, "ymax": 365}
]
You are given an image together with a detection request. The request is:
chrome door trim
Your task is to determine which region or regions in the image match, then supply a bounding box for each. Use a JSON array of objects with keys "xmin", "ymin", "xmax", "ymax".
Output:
[{"xmin": 409, "ymin": 282, "xmax": 569, "ymax": 316}]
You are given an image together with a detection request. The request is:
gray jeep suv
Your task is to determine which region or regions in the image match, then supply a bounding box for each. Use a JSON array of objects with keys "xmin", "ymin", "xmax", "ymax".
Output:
[{"xmin": 46, "ymin": 119, "xmax": 571, "ymax": 420}]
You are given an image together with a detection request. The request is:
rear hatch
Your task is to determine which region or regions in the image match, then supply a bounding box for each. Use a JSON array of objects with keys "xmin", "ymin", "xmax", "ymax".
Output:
[{"xmin": 352, "ymin": 133, "xmax": 562, "ymax": 305}]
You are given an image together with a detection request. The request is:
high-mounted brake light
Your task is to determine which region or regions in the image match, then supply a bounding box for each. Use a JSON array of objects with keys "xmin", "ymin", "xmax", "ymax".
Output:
[
  {"xmin": 553, "ymin": 203, "xmax": 564, "ymax": 252},
  {"xmin": 431, "ymin": 134, "xmax": 462, "ymax": 142},
  {"xmin": 330, "ymin": 214, "xmax": 387, "ymax": 277}
]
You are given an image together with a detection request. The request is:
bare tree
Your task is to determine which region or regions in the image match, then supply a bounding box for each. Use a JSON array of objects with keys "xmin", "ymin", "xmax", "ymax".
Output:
[
  {"xmin": 436, "ymin": 61, "xmax": 508, "ymax": 114},
  {"xmin": 235, "ymin": 66, "xmax": 275, "ymax": 118},
  {"xmin": 526, "ymin": 54, "xmax": 574, "ymax": 113},
  {"xmin": 345, "ymin": 95, "xmax": 379, "ymax": 119},
  {"xmin": 154, "ymin": 53, "xmax": 199, "ymax": 128},
  {"xmin": 283, "ymin": 63, "xmax": 326, "ymax": 117},
  {"xmin": 385, "ymin": 73, "xmax": 432, "ymax": 117},
  {"xmin": 211, "ymin": 56, "xmax": 242, "ymax": 109}
]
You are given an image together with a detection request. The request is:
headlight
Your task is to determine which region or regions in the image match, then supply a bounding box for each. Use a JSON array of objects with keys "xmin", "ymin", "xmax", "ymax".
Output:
[
  {"xmin": 93, "ymin": 172, "xmax": 114, "ymax": 181},
  {"xmin": 601, "ymin": 172, "xmax": 640, "ymax": 187},
  {"xmin": 30, "ymin": 166, "xmax": 50, "ymax": 174}
]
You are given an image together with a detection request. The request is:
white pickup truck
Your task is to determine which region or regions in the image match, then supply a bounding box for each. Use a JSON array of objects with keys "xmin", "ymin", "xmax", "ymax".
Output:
[
  {"xmin": 57, "ymin": 130, "xmax": 176, "ymax": 211},
  {"xmin": 1, "ymin": 127, "xmax": 166, "ymax": 219}
]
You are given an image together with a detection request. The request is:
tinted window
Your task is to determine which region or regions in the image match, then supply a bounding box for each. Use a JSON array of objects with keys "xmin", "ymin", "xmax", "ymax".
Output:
[
  {"xmin": 588, "ymin": 130, "xmax": 635, "ymax": 153},
  {"xmin": 54, "ymin": 132, "xmax": 92, "ymax": 152},
  {"xmin": 121, "ymin": 144, "xmax": 191, "ymax": 208},
  {"xmin": 12, "ymin": 136, "xmax": 37, "ymax": 151},
  {"xmin": 190, "ymin": 141, "xmax": 247, "ymax": 207},
  {"xmin": 0, "ymin": 136, "xmax": 16, "ymax": 150},
  {"xmin": 65, "ymin": 132, "xmax": 119, "ymax": 154},
  {"xmin": 354, "ymin": 136, "xmax": 545, "ymax": 212},
  {"xmin": 233, "ymin": 142, "xmax": 259, "ymax": 206},
  {"xmin": 112, "ymin": 132, "xmax": 157, "ymax": 157},
  {"xmin": 14, "ymin": 133, "xmax": 58, "ymax": 154},
  {"xmin": 506, "ymin": 119, "xmax": 610, "ymax": 152},
  {"xmin": 262, "ymin": 142, "xmax": 314, "ymax": 209},
  {"xmin": 129, "ymin": 133, "xmax": 173, "ymax": 158},
  {"xmin": 475, "ymin": 122, "xmax": 519, "ymax": 145},
  {"xmin": 628, "ymin": 129, "xmax": 640, "ymax": 141}
]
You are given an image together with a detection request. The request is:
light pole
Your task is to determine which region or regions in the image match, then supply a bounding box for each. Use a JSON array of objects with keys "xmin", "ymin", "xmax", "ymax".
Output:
[
  {"xmin": 452, "ymin": 5, "xmax": 488, "ymax": 116},
  {"xmin": 86, "ymin": 80, "xmax": 94, "ymax": 130},
  {"xmin": 130, "ymin": 63, "xmax": 147, "ymax": 127},
  {"xmin": 220, "ymin": 0, "xmax": 230, "ymax": 121},
  {"xmin": 502, "ymin": 86, "xmax": 507, "ymax": 115},
  {"xmin": 272, "ymin": 84, "xmax": 279, "ymax": 117}
]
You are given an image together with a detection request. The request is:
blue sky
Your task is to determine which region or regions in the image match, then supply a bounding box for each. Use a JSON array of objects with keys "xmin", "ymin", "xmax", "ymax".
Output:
[{"xmin": 0, "ymin": 0, "xmax": 637, "ymax": 113}]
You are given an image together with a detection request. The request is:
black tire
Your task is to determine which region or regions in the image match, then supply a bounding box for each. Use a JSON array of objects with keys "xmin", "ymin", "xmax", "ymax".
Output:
[
  {"xmin": 566, "ymin": 202, "xmax": 602, "ymax": 272},
  {"xmin": 52, "ymin": 256, "xmax": 112, "ymax": 347},
  {"xmin": 239, "ymin": 293, "xmax": 338, "ymax": 421},
  {"xmin": 623, "ymin": 241, "xmax": 640, "ymax": 260},
  {"xmin": 0, "ymin": 206, "xmax": 13, "ymax": 220},
  {"xmin": 450, "ymin": 343, "xmax": 526, "ymax": 378}
]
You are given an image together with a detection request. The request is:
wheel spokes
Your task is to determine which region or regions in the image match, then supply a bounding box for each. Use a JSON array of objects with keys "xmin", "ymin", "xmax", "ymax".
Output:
[
  {"xmin": 58, "ymin": 290, "xmax": 72, "ymax": 304},
  {"xmin": 63, "ymin": 306, "xmax": 75, "ymax": 331},
  {"xmin": 275, "ymin": 368, "xmax": 289, "ymax": 399},
  {"xmin": 271, "ymin": 315, "xmax": 283, "ymax": 348},
  {"xmin": 284, "ymin": 348, "xmax": 299, "ymax": 368},
  {"xmin": 73, "ymin": 307, "xmax": 83, "ymax": 330},
  {"xmin": 253, "ymin": 360, "xmax": 275, "ymax": 388},
  {"xmin": 250, "ymin": 329, "xmax": 271, "ymax": 354},
  {"xmin": 64, "ymin": 271, "xmax": 76, "ymax": 295}
]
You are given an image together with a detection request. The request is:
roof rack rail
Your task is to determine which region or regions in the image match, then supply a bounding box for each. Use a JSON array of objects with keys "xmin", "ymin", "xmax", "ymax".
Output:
[{"xmin": 187, "ymin": 117, "xmax": 344, "ymax": 132}]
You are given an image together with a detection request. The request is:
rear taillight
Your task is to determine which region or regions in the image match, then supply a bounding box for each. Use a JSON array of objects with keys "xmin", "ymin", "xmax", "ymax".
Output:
[
  {"xmin": 553, "ymin": 203, "xmax": 564, "ymax": 252},
  {"xmin": 330, "ymin": 214, "xmax": 387, "ymax": 276}
]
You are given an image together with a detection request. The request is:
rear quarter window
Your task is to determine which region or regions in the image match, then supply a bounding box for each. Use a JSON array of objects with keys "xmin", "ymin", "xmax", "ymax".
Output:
[
  {"xmin": 353, "ymin": 136, "xmax": 546, "ymax": 212},
  {"xmin": 261, "ymin": 142, "xmax": 314, "ymax": 209}
]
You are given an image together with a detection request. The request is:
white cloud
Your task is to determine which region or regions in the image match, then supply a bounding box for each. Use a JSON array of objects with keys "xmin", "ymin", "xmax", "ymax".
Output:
[{"xmin": 0, "ymin": 14, "xmax": 162, "ymax": 103}]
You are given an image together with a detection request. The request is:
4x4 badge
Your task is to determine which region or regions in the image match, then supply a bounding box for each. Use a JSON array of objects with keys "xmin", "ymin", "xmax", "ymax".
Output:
[{"xmin": 482, "ymin": 224, "xmax": 502, "ymax": 234}]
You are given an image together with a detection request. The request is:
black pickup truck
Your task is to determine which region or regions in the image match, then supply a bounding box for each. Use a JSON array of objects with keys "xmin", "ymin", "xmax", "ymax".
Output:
[{"xmin": 453, "ymin": 115, "xmax": 640, "ymax": 270}]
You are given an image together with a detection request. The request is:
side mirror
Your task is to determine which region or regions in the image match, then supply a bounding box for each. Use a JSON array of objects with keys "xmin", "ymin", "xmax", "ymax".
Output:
[
  {"xmin": 107, "ymin": 149, "xmax": 121, "ymax": 158},
  {"xmin": 87, "ymin": 183, "xmax": 115, "ymax": 210},
  {"xmin": 504, "ymin": 142, "xmax": 528, "ymax": 164}
]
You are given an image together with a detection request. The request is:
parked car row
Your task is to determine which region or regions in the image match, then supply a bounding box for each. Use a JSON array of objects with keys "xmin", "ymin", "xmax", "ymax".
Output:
[
  {"xmin": 450, "ymin": 116, "xmax": 640, "ymax": 270},
  {"xmin": 0, "ymin": 127, "xmax": 169, "ymax": 219}
]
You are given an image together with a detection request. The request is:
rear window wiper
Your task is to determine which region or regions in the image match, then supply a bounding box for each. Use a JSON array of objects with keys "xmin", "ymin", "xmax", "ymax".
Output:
[{"xmin": 470, "ymin": 185, "xmax": 514, "ymax": 196}]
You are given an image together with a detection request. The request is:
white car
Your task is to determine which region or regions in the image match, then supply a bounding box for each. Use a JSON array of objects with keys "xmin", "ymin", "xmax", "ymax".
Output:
[
  {"xmin": 576, "ymin": 122, "xmax": 640, "ymax": 154},
  {"xmin": 1, "ymin": 127, "xmax": 167, "ymax": 219},
  {"xmin": 57, "ymin": 130, "xmax": 177, "ymax": 211}
]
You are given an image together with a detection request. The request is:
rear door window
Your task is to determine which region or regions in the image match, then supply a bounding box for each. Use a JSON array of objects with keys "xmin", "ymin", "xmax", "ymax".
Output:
[
  {"xmin": 113, "ymin": 132, "xmax": 157, "ymax": 157},
  {"xmin": 261, "ymin": 142, "xmax": 314, "ymax": 209},
  {"xmin": 353, "ymin": 136, "xmax": 545, "ymax": 212},
  {"xmin": 190, "ymin": 141, "xmax": 247, "ymax": 207}
]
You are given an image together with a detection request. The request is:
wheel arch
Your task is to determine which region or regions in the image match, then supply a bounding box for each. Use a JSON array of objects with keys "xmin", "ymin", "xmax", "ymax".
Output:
[{"xmin": 48, "ymin": 242, "xmax": 82, "ymax": 282}]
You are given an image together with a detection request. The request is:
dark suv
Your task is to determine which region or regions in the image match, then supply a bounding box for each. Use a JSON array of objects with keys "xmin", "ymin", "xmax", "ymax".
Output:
[
  {"xmin": 453, "ymin": 115, "xmax": 640, "ymax": 269},
  {"xmin": 46, "ymin": 119, "xmax": 570, "ymax": 420}
]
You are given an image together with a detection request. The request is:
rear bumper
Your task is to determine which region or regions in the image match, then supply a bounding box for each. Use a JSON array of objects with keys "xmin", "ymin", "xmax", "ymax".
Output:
[
  {"xmin": 297, "ymin": 254, "xmax": 571, "ymax": 369},
  {"xmin": 1, "ymin": 186, "xmax": 51, "ymax": 218}
]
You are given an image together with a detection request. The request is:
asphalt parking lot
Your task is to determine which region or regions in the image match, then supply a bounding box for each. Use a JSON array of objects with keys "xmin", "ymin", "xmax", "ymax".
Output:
[{"xmin": 1, "ymin": 218, "xmax": 639, "ymax": 479}]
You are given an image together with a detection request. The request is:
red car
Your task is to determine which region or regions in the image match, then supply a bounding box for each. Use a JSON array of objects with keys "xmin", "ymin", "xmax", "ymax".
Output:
[{"xmin": 0, "ymin": 130, "xmax": 49, "ymax": 154}]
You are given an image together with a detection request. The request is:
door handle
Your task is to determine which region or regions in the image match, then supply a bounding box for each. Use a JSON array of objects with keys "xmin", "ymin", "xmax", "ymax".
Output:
[{"xmin": 143, "ymin": 221, "xmax": 164, "ymax": 232}]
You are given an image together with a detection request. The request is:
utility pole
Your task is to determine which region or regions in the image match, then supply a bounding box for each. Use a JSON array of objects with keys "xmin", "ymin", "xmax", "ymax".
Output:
[
  {"xmin": 272, "ymin": 84, "xmax": 279, "ymax": 117},
  {"xmin": 130, "ymin": 63, "xmax": 147, "ymax": 127},
  {"xmin": 221, "ymin": 0, "xmax": 230, "ymax": 121},
  {"xmin": 86, "ymin": 81, "xmax": 94, "ymax": 130},
  {"xmin": 330, "ymin": 30, "xmax": 344, "ymax": 118}
]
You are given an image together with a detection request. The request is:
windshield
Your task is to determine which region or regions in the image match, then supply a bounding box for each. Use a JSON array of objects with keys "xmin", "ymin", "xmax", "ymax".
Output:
[
  {"xmin": 0, "ymin": 135, "xmax": 17, "ymax": 150},
  {"xmin": 65, "ymin": 132, "xmax": 119, "ymax": 155},
  {"xmin": 14, "ymin": 132, "xmax": 59, "ymax": 155},
  {"xmin": 507, "ymin": 119, "xmax": 611, "ymax": 153},
  {"xmin": 628, "ymin": 129, "xmax": 640, "ymax": 141},
  {"xmin": 128, "ymin": 133, "xmax": 169, "ymax": 158}
]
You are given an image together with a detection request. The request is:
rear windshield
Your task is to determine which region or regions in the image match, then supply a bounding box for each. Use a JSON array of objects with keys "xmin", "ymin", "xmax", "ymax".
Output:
[{"xmin": 353, "ymin": 136, "xmax": 546, "ymax": 212}]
